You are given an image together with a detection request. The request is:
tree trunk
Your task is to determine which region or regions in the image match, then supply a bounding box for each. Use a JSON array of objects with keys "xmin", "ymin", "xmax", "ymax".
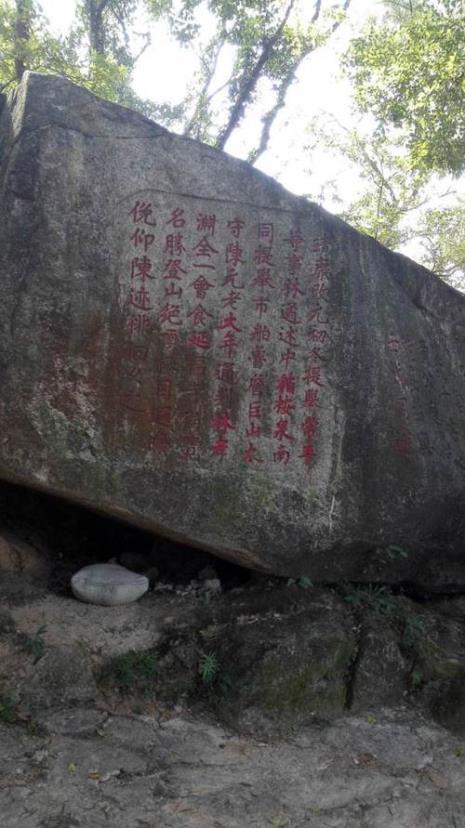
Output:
[
  {"xmin": 87, "ymin": 0, "xmax": 107, "ymax": 55},
  {"xmin": 14, "ymin": 0, "xmax": 30, "ymax": 81}
]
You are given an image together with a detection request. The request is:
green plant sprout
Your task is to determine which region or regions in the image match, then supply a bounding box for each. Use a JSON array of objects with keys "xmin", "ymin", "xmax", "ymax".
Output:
[{"xmin": 198, "ymin": 652, "xmax": 219, "ymax": 686}]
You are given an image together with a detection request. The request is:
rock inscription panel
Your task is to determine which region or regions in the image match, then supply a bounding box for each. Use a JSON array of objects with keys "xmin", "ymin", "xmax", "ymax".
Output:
[{"xmin": 111, "ymin": 192, "xmax": 338, "ymax": 476}]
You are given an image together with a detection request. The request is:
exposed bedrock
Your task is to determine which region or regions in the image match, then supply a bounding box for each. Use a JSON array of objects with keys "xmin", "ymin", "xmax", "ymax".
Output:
[{"xmin": 1, "ymin": 73, "xmax": 465, "ymax": 587}]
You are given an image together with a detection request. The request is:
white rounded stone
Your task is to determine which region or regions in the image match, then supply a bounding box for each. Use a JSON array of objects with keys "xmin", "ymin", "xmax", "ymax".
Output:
[{"xmin": 71, "ymin": 563, "xmax": 149, "ymax": 606}]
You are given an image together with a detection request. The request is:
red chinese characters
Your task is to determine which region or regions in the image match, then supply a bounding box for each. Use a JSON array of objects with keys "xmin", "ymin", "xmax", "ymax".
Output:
[
  {"xmin": 299, "ymin": 235, "xmax": 332, "ymax": 466},
  {"xmin": 211, "ymin": 216, "xmax": 245, "ymax": 459},
  {"xmin": 159, "ymin": 207, "xmax": 189, "ymax": 348},
  {"xmin": 119, "ymin": 201, "xmax": 341, "ymax": 471},
  {"xmin": 187, "ymin": 215, "xmax": 218, "ymax": 359},
  {"xmin": 270, "ymin": 227, "xmax": 306, "ymax": 464},
  {"xmin": 119, "ymin": 202, "xmax": 160, "ymax": 418},
  {"xmin": 127, "ymin": 255, "xmax": 154, "ymax": 338},
  {"xmin": 243, "ymin": 220, "xmax": 277, "ymax": 463}
]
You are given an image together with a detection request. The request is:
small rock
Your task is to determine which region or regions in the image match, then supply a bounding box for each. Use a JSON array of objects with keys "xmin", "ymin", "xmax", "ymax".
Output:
[
  {"xmin": 198, "ymin": 565, "xmax": 218, "ymax": 582},
  {"xmin": 203, "ymin": 578, "xmax": 222, "ymax": 594},
  {"xmin": 71, "ymin": 563, "xmax": 149, "ymax": 606},
  {"xmin": 0, "ymin": 532, "xmax": 49, "ymax": 578}
]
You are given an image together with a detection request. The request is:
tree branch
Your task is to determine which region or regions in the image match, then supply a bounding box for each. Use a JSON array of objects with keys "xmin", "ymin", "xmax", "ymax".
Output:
[
  {"xmin": 250, "ymin": 0, "xmax": 353, "ymax": 164},
  {"xmin": 96, "ymin": 0, "xmax": 111, "ymax": 14},
  {"xmin": 311, "ymin": 0, "xmax": 323, "ymax": 24},
  {"xmin": 353, "ymin": 135, "xmax": 399, "ymax": 205},
  {"xmin": 215, "ymin": 0, "xmax": 296, "ymax": 150},
  {"xmin": 205, "ymin": 76, "xmax": 234, "ymax": 105},
  {"xmin": 330, "ymin": 0, "xmax": 352, "ymax": 34},
  {"xmin": 132, "ymin": 31, "xmax": 151, "ymax": 64},
  {"xmin": 248, "ymin": 69, "xmax": 294, "ymax": 164},
  {"xmin": 184, "ymin": 37, "xmax": 225, "ymax": 138}
]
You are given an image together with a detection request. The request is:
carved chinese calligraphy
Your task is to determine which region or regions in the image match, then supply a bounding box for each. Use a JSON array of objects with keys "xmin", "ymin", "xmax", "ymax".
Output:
[{"xmin": 115, "ymin": 195, "xmax": 338, "ymax": 471}]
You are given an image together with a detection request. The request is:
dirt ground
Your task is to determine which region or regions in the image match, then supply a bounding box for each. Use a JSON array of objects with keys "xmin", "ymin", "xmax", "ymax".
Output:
[
  {"xmin": 1, "ymin": 487, "xmax": 465, "ymax": 828},
  {"xmin": 1, "ymin": 701, "xmax": 465, "ymax": 827},
  {"xmin": 1, "ymin": 576, "xmax": 465, "ymax": 827}
]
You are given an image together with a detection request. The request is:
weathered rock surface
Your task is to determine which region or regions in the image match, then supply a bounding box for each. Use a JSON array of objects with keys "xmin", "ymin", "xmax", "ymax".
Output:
[
  {"xmin": 1, "ymin": 72, "xmax": 465, "ymax": 585},
  {"xmin": 71, "ymin": 563, "xmax": 149, "ymax": 605},
  {"xmin": 1, "ymin": 708, "xmax": 465, "ymax": 828},
  {"xmin": 5, "ymin": 569, "xmax": 465, "ymax": 739},
  {"xmin": 0, "ymin": 634, "xmax": 97, "ymax": 715}
]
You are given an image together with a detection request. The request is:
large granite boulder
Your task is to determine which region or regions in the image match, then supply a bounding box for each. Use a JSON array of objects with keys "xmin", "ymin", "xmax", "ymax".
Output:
[{"xmin": 1, "ymin": 72, "xmax": 465, "ymax": 588}]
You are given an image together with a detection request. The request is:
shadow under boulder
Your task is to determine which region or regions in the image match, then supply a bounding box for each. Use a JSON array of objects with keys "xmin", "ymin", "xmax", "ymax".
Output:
[{"xmin": 0, "ymin": 478, "xmax": 254, "ymax": 601}]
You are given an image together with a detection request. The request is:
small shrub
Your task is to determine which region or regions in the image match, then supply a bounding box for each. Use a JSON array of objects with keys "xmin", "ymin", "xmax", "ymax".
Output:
[
  {"xmin": 385, "ymin": 545, "xmax": 409, "ymax": 560},
  {"xmin": 101, "ymin": 651, "xmax": 157, "ymax": 695},
  {"xmin": 410, "ymin": 669, "xmax": 423, "ymax": 690},
  {"xmin": 18, "ymin": 624, "xmax": 47, "ymax": 664},
  {"xmin": 374, "ymin": 545, "xmax": 410, "ymax": 564},
  {"xmin": 402, "ymin": 613, "xmax": 426, "ymax": 649},
  {"xmin": 198, "ymin": 652, "xmax": 219, "ymax": 686},
  {"xmin": 287, "ymin": 576, "xmax": 314, "ymax": 589},
  {"xmin": 344, "ymin": 583, "xmax": 431, "ymax": 663},
  {"xmin": 0, "ymin": 695, "xmax": 16, "ymax": 724},
  {"xmin": 344, "ymin": 584, "xmax": 398, "ymax": 616},
  {"xmin": 25, "ymin": 718, "xmax": 41, "ymax": 736}
]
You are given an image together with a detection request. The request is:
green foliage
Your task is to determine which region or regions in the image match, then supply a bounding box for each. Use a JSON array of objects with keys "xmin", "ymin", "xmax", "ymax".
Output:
[
  {"xmin": 101, "ymin": 650, "xmax": 158, "ymax": 694},
  {"xmin": 0, "ymin": 0, "xmax": 159, "ymax": 117},
  {"xmin": 409, "ymin": 669, "xmax": 423, "ymax": 690},
  {"xmin": 306, "ymin": 119, "xmax": 428, "ymax": 248},
  {"xmin": 2, "ymin": 0, "xmax": 462, "ymax": 283},
  {"xmin": 198, "ymin": 651, "xmax": 219, "ymax": 685},
  {"xmin": 416, "ymin": 204, "xmax": 465, "ymax": 285},
  {"xmin": 346, "ymin": 1, "xmax": 465, "ymax": 176},
  {"xmin": 287, "ymin": 575, "xmax": 314, "ymax": 589},
  {"xmin": 383, "ymin": 545, "xmax": 409, "ymax": 561},
  {"xmin": 0, "ymin": 694, "xmax": 16, "ymax": 723},
  {"xmin": 0, "ymin": 0, "xmax": 70, "ymax": 90},
  {"xmin": 402, "ymin": 612, "xmax": 426, "ymax": 649},
  {"xmin": 17, "ymin": 624, "xmax": 47, "ymax": 664},
  {"xmin": 344, "ymin": 583, "xmax": 429, "ymax": 655},
  {"xmin": 0, "ymin": 0, "xmax": 352, "ymax": 158},
  {"xmin": 371, "ymin": 544, "xmax": 410, "ymax": 565},
  {"xmin": 306, "ymin": 105, "xmax": 465, "ymax": 286},
  {"xmin": 344, "ymin": 584, "xmax": 400, "ymax": 616},
  {"xmin": 319, "ymin": 0, "xmax": 465, "ymax": 286}
]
